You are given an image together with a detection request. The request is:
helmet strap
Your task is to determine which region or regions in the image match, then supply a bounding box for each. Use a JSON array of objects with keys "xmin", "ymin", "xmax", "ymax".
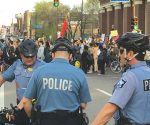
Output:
[{"xmin": 124, "ymin": 48, "xmax": 139, "ymax": 62}]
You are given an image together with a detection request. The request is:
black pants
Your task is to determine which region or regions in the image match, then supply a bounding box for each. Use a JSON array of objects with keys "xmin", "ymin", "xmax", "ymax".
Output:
[
  {"xmin": 40, "ymin": 111, "xmax": 82, "ymax": 125},
  {"xmin": 98, "ymin": 60, "xmax": 106, "ymax": 74},
  {"xmin": 82, "ymin": 61, "xmax": 88, "ymax": 74},
  {"xmin": 41, "ymin": 116, "xmax": 80, "ymax": 125}
]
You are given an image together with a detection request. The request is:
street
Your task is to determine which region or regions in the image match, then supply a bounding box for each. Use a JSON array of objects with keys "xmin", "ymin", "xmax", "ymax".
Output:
[
  {"xmin": 86, "ymin": 69, "xmax": 121, "ymax": 124},
  {"xmin": 0, "ymin": 68, "xmax": 121, "ymax": 125}
]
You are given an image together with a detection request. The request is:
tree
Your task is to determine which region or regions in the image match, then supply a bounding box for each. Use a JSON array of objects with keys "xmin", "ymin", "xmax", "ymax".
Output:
[
  {"xmin": 32, "ymin": 1, "xmax": 70, "ymax": 40},
  {"xmin": 84, "ymin": 0, "xmax": 100, "ymax": 35},
  {"xmin": 31, "ymin": 0, "xmax": 100, "ymax": 40},
  {"xmin": 67, "ymin": 0, "xmax": 100, "ymax": 40},
  {"xmin": 67, "ymin": 6, "xmax": 82, "ymax": 40},
  {"xmin": 84, "ymin": 0, "xmax": 100, "ymax": 14}
]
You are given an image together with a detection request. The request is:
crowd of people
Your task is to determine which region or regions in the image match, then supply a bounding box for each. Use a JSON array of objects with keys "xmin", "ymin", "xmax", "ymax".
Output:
[
  {"xmin": 0, "ymin": 32, "xmax": 150, "ymax": 125},
  {"xmin": 1, "ymin": 34, "xmax": 150, "ymax": 74},
  {"xmin": 0, "ymin": 37, "xmax": 52, "ymax": 72},
  {"xmin": 72, "ymin": 35, "xmax": 121, "ymax": 75},
  {"xmin": 0, "ymin": 35, "xmax": 121, "ymax": 75}
]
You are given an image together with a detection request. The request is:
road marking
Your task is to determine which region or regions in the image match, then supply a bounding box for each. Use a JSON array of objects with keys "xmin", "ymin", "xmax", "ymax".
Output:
[
  {"xmin": 96, "ymin": 89, "xmax": 112, "ymax": 97},
  {"xmin": 86, "ymin": 75, "xmax": 120, "ymax": 79}
]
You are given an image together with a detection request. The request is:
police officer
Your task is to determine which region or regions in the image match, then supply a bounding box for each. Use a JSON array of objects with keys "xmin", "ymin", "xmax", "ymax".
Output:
[
  {"xmin": 20, "ymin": 37, "xmax": 91, "ymax": 125},
  {"xmin": 91, "ymin": 32, "xmax": 150, "ymax": 125},
  {"xmin": 0, "ymin": 39, "xmax": 45, "ymax": 125}
]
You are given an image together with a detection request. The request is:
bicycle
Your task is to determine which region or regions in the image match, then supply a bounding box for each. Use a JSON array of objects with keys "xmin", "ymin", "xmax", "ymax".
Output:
[{"xmin": 110, "ymin": 55, "xmax": 123, "ymax": 74}]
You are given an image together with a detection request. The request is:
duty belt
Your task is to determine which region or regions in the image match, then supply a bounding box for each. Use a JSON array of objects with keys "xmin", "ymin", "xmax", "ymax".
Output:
[{"xmin": 41, "ymin": 109, "xmax": 79, "ymax": 119}]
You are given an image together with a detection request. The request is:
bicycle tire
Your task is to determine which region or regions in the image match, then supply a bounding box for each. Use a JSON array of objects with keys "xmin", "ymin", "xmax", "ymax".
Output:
[{"xmin": 110, "ymin": 61, "xmax": 122, "ymax": 73}]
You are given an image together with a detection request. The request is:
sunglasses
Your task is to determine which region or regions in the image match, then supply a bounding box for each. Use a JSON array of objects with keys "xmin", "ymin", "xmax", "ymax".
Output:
[{"xmin": 24, "ymin": 55, "xmax": 35, "ymax": 58}]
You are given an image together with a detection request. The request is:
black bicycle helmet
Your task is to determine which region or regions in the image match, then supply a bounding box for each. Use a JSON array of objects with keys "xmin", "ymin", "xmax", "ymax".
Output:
[
  {"xmin": 19, "ymin": 39, "xmax": 37, "ymax": 57},
  {"xmin": 116, "ymin": 32, "xmax": 149, "ymax": 53},
  {"xmin": 51, "ymin": 37, "xmax": 73, "ymax": 53}
]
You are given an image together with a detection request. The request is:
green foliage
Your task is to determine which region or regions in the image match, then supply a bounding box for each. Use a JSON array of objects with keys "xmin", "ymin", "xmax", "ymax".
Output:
[
  {"xmin": 32, "ymin": 1, "xmax": 70, "ymax": 40},
  {"xmin": 84, "ymin": 0, "xmax": 100, "ymax": 14},
  {"xmin": 31, "ymin": 0, "xmax": 100, "ymax": 40},
  {"xmin": 67, "ymin": 0, "xmax": 100, "ymax": 40}
]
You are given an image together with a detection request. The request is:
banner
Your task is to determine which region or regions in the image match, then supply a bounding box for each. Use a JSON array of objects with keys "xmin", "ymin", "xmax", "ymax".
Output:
[
  {"xmin": 60, "ymin": 19, "xmax": 68, "ymax": 38},
  {"xmin": 110, "ymin": 30, "xmax": 118, "ymax": 37}
]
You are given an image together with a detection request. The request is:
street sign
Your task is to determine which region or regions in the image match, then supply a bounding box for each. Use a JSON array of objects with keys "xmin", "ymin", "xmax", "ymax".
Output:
[
  {"xmin": 111, "ymin": 0, "xmax": 129, "ymax": 2},
  {"xmin": 32, "ymin": 25, "xmax": 43, "ymax": 29}
]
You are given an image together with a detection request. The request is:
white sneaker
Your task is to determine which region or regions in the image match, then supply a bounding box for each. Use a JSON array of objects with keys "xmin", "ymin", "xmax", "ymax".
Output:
[
  {"xmin": 98, "ymin": 73, "xmax": 104, "ymax": 75},
  {"xmin": 87, "ymin": 71, "xmax": 93, "ymax": 73}
]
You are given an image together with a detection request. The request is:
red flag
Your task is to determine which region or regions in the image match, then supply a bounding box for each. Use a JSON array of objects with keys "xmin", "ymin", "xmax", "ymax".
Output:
[{"xmin": 60, "ymin": 19, "xmax": 68, "ymax": 37}]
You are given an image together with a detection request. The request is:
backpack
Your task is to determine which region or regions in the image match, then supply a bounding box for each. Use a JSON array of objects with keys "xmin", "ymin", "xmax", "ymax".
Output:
[{"xmin": 86, "ymin": 53, "xmax": 92, "ymax": 62}]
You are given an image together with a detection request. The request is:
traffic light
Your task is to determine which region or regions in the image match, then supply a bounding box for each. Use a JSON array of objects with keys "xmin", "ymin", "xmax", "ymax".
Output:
[
  {"xmin": 131, "ymin": 17, "xmax": 138, "ymax": 30},
  {"xmin": 54, "ymin": 0, "xmax": 59, "ymax": 7}
]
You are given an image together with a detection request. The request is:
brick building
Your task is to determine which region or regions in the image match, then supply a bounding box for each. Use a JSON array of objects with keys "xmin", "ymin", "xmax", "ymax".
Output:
[{"xmin": 99, "ymin": 0, "xmax": 150, "ymax": 37}]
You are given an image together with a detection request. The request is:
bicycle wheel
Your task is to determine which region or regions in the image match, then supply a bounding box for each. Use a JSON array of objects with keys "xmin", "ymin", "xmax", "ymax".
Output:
[{"xmin": 110, "ymin": 61, "xmax": 122, "ymax": 73}]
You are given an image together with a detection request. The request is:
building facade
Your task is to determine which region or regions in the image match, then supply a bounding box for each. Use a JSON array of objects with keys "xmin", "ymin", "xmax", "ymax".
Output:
[
  {"xmin": 24, "ymin": 10, "xmax": 32, "ymax": 38},
  {"xmin": 99, "ymin": 0, "xmax": 150, "ymax": 37}
]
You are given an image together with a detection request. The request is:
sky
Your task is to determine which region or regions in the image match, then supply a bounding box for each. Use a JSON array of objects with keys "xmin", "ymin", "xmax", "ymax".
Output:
[{"xmin": 0, "ymin": 0, "xmax": 83, "ymax": 26}]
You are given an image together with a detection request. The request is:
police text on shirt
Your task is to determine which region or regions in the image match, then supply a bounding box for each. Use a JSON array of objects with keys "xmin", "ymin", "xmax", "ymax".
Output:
[
  {"xmin": 143, "ymin": 79, "xmax": 150, "ymax": 91},
  {"xmin": 43, "ymin": 78, "xmax": 72, "ymax": 91}
]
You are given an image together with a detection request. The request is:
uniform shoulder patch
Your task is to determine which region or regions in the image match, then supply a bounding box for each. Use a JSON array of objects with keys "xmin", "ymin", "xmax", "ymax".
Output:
[{"xmin": 117, "ymin": 79, "xmax": 127, "ymax": 88}]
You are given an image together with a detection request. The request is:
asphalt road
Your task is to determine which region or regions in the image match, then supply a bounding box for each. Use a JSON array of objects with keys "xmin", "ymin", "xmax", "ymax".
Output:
[{"xmin": 85, "ymin": 68, "xmax": 121, "ymax": 125}]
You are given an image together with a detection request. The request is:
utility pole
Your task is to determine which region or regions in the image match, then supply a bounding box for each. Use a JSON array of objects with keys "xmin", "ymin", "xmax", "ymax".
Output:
[
  {"xmin": 30, "ymin": 18, "xmax": 32, "ymax": 38},
  {"xmin": 57, "ymin": 6, "xmax": 59, "ymax": 33},
  {"xmin": 132, "ymin": 0, "xmax": 135, "ymax": 17},
  {"xmin": 80, "ymin": 0, "xmax": 83, "ymax": 40},
  {"xmin": 53, "ymin": 0, "xmax": 59, "ymax": 38},
  {"xmin": 35, "ymin": 12, "xmax": 37, "ymax": 40}
]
